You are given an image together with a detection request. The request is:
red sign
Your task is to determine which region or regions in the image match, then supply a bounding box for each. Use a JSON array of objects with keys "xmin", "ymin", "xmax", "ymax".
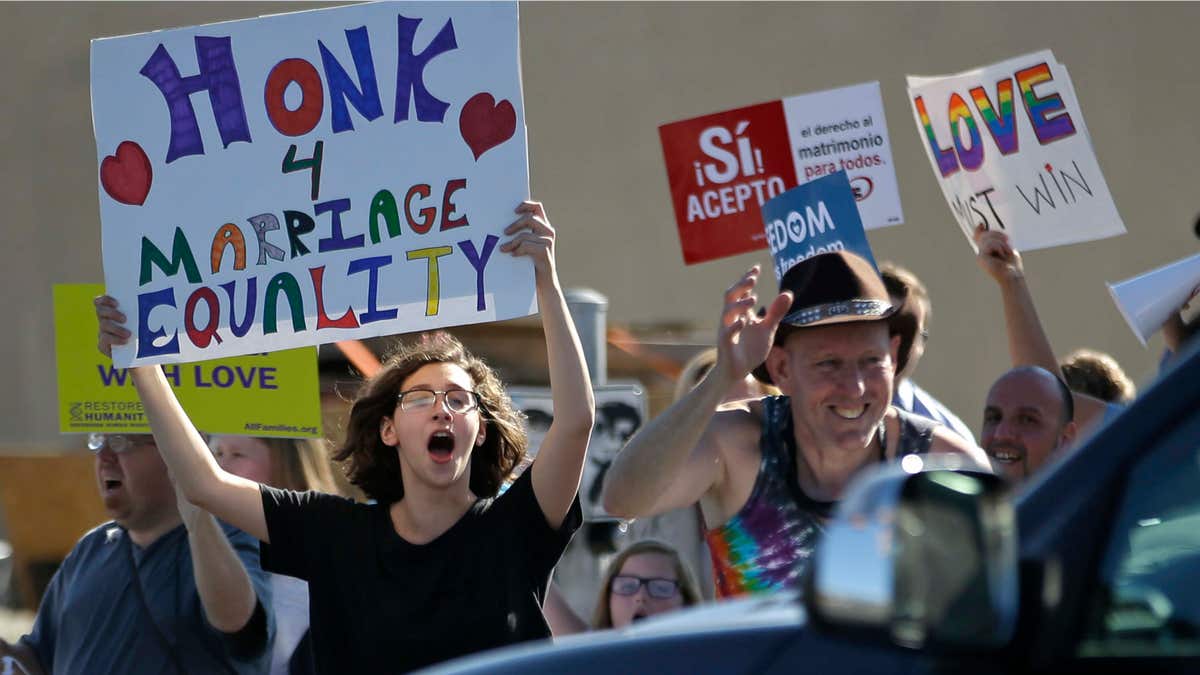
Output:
[{"xmin": 659, "ymin": 101, "xmax": 797, "ymax": 264}]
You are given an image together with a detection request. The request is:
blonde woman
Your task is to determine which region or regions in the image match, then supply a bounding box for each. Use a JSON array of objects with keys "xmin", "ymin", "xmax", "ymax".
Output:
[{"xmin": 209, "ymin": 435, "xmax": 341, "ymax": 675}]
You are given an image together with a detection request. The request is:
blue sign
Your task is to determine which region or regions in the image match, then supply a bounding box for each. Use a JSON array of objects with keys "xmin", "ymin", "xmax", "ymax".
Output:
[{"xmin": 761, "ymin": 171, "xmax": 877, "ymax": 281}]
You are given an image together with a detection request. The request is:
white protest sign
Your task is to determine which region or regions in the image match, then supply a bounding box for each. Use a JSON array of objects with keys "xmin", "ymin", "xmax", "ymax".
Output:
[
  {"xmin": 91, "ymin": 2, "xmax": 532, "ymax": 367},
  {"xmin": 907, "ymin": 50, "xmax": 1125, "ymax": 252},
  {"xmin": 658, "ymin": 81, "xmax": 903, "ymax": 265},
  {"xmin": 1107, "ymin": 252, "xmax": 1200, "ymax": 346},
  {"xmin": 783, "ymin": 81, "xmax": 904, "ymax": 230}
]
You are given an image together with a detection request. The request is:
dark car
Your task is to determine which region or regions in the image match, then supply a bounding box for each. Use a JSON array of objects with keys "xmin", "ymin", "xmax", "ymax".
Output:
[{"xmin": 427, "ymin": 340, "xmax": 1200, "ymax": 674}]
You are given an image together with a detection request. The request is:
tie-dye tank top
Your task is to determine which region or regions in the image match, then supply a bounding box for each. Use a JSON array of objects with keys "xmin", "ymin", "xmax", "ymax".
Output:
[{"xmin": 704, "ymin": 396, "xmax": 936, "ymax": 598}]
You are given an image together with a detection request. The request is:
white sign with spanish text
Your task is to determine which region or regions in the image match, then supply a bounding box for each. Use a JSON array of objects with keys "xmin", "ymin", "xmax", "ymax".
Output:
[{"xmin": 783, "ymin": 81, "xmax": 904, "ymax": 231}]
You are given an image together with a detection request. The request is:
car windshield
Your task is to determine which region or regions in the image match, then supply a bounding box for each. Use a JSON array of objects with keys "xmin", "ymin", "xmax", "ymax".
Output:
[{"xmin": 1078, "ymin": 403, "xmax": 1200, "ymax": 657}]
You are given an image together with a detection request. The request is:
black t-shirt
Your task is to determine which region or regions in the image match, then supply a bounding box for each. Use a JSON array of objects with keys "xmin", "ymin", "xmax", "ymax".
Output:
[{"xmin": 260, "ymin": 469, "xmax": 581, "ymax": 674}]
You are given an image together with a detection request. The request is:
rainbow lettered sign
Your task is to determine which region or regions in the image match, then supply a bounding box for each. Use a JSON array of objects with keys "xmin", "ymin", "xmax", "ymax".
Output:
[
  {"xmin": 659, "ymin": 82, "xmax": 903, "ymax": 265},
  {"xmin": 91, "ymin": 1, "xmax": 532, "ymax": 368},
  {"xmin": 54, "ymin": 284, "xmax": 322, "ymax": 437},
  {"xmin": 907, "ymin": 50, "xmax": 1125, "ymax": 251}
]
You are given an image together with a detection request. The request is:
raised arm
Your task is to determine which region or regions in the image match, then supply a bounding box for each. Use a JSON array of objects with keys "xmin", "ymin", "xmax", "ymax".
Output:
[
  {"xmin": 174, "ymin": 487, "xmax": 261, "ymax": 634},
  {"xmin": 602, "ymin": 267, "xmax": 792, "ymax": 519},
  {"xmin": 973, "ymin": 226, "xmax": 1108, "ymax": 431},
  {"xmin": 95, "ymin": 296, "xmax": 269, "ymax": 541},
  {"xmin": 503, "ymin": 201, "xmax": 595, "ymax": 529},
  {"xmin": 542, "ymin": 581, "xmax": 589, "ymax": 636}
]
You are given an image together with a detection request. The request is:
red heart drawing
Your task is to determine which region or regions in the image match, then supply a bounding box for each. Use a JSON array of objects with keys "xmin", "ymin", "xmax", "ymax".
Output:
[
  {"xmin": 100, "ymin": 141, "xmax": 153, "ymax": 206},
  {"xmin": 459, "ymin": 93, "xmax": 516, "ymax": 160}
]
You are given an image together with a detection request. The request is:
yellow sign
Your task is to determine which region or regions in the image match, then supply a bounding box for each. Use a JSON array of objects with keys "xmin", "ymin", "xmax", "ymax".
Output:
[{"xmin": 54, "ymin": 284, "xmax": 322, "ymax": 438}]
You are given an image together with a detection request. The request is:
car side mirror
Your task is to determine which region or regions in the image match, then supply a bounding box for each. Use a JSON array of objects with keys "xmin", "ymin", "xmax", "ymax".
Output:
[{"xmin": 806, "ymin": 454, "xmax": 1018, "ymax": 652}]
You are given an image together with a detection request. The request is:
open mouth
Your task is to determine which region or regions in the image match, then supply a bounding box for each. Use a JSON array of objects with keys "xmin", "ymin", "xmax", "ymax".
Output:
[
  {"xmin": 427, "ymin": 431, "xmax": 455, "ymax": 464},
  {"xmin": 830, "ymin": 404, "xmax": 868, "ymax": 421},
  {"xmin": 102, "ymin": 478, "xmax": 123, "ymax": 493},
  {"xmin": 631, "ymin": 611, "xmax": 648, "ymax": 622}
]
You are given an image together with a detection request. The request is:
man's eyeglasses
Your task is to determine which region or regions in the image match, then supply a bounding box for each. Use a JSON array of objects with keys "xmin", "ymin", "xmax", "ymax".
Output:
[
  {"xmin": 610, "ymin": 575, "xmax": 680, "ymax": 599},
  {"xmin": 88, "ymin": 433, "xmax": 153, "ymax": 454},
  {"xmin": 397, "ymin": 389, "xmax": 480, "ymax": 414}
]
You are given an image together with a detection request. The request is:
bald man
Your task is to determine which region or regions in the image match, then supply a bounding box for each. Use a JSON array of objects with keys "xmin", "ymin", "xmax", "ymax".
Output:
[{"xmin": 981, "ymin": 366, "xmax": 1077, "ymax": 481}]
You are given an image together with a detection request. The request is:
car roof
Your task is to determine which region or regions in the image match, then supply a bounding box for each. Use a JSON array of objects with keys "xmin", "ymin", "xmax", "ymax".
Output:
[
  {"xmin": 423, "ymin": 592, "xmax": 805, "ymax": 674},
  {"xmin": 604, "ymin": 590, "xmax": 804, "ymax": 638}
]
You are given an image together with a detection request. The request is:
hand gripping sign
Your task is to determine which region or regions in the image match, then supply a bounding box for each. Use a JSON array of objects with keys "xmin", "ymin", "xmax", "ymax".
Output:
[
  {"xmin": 91, "ymin": 2, "xmax": 532, "ymax": 367},
  {"xmin": 659, "ymin": 82, "xmax": 904, "ymax": 265},
  {"xmin": 907, "ymin": 50, "xmax": 1125, "ymax": 252}
]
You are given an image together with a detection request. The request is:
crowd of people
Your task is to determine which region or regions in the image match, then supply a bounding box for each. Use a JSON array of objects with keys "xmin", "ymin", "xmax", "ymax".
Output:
[{"xmin": 0, "ymin": 197, "xmax": 1196, "ymax": 673}]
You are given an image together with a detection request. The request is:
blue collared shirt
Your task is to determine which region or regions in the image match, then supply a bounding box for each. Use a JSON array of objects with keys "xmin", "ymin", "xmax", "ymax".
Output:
[{"xmin": 20, "ymin": 521, "xmax": 273, "ymax": 675}]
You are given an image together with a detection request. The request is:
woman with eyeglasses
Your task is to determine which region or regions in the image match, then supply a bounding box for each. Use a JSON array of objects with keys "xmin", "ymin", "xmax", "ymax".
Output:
[
  {"xmin": 94, "ymin": 201, "xmax": 594, "ymax": 674},
  {"xmin": 593, "ymin": 540, "xmax": 699, "ymax": 629}
]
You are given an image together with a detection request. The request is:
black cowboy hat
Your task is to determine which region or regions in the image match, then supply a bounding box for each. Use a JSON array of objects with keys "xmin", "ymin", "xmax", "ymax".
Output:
[{"xmin": 752, "ymin": 250, "xmax": 895, "ymax": 384}]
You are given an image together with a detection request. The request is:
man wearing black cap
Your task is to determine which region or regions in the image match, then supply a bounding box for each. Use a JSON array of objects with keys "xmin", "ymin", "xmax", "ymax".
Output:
[
  {"xmin": 0, "ymin": 433, "xmax": 273, "ymax": 674},
  {"xmin": 603, "ymin": 251, "xmax": 987, "ymax": 599}
]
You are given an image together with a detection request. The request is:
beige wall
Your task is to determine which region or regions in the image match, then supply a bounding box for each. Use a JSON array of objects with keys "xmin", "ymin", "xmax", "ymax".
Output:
[{"xmin": 3, "ymin": 2, "xmax": 1197, "ymax": 451}]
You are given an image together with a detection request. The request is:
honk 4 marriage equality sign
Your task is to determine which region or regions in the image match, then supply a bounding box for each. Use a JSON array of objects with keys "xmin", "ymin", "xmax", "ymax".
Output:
[
  {"xmin": 907, "ymin": 50, "xmax": 1125, "ymax": 251},
  {"xmin": 91, "ymin": 1, "xmax": 531, "ymax": 368},
  {"xmin": 55, "ymin": 284, "xmax": 322, "ymax": 437},
  {"xmin": 659, "ymin": 82, "xmax": 903, "ymax": 265}
]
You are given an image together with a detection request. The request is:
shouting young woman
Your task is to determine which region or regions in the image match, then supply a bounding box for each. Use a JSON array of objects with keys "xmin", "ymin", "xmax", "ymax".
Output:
[{"xmin": 95, "ymin": 201, "xmax": 594, "ymax": 673}]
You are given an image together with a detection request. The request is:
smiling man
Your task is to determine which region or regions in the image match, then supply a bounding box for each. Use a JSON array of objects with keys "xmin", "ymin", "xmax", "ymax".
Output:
[
  {"xmin": 981, "ymin": 366, "xmax": 1077, "ymax": 481},
  {"xmin": 973, "ymin": 224, "xmax": 1120, "ymax": 481},
  {"xmin": 0, "ymin": 433, "xmax": 273, "ymax": 675},
  {"xmin": 602, "ymin": 252, "xmax": 987, "ymax": 599}
]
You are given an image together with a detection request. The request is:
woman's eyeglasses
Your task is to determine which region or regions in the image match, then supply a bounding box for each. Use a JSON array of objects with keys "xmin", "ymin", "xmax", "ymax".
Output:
[
  {"xmin": 397, "ymin": 389, "xmax": 480, "ymax": 414},
  {"xmin": 610, "ymin": 575, "xmax": 680, "ymax": 599}
]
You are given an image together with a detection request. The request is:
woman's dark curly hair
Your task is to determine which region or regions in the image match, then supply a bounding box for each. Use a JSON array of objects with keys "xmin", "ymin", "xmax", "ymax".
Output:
[{"xmin": 333, "ymin": 332, "xmax": 527, "ymax": 504}]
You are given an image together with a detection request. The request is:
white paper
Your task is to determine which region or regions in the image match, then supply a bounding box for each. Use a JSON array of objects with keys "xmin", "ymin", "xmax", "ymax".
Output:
[
  {"xmin": 91, "ymin": 1, "xmax": 533, "ymax": 367},
  {"xmin": 783, "ymin": 81, "xmax": 904, "ymax": 230},
  {"xmin": 906, "ymin": 50, "xmax": 1125, "ymax": 252}
]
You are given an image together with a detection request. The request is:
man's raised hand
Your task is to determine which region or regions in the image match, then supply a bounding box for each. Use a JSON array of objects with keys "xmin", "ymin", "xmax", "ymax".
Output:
[
  {"xmin": 974, "ymin": 224, "xmax": 1024, "ymax": 284},
  {"xmin": 715, "ymin": 266, "xmax": 792, "ymax": 385}
]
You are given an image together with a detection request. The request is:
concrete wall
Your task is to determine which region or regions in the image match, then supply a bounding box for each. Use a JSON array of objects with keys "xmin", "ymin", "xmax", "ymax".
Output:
[{"xmin": 3, "ymin": 2, "xmax": 1197, "ymax": 452}]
